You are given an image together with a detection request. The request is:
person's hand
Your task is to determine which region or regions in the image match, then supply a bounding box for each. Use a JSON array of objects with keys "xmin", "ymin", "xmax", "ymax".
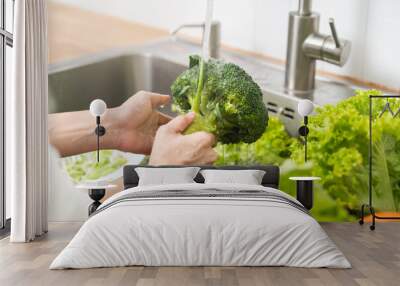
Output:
[
  {"xmin": 106, "ymin": 91, "xmax": 172, "ymax": 155},
  {"xmin": 149, "ymin": 113, "xmax": 218, "ymax": 165}
]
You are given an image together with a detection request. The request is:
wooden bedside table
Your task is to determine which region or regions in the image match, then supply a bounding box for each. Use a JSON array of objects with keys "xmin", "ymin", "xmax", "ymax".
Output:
[
  {"xmin": 76, "ymin": 183, "xmax": 117, "ymax": 216},
  {"xmin": 289, "ymin": 177, "xmax": 321, "ymax": 210}
]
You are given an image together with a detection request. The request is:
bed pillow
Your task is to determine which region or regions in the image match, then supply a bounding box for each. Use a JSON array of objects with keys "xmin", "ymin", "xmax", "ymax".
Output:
[
  {"xmin": 135, "ymin": 167, "xmax": 201, "ymax": 186},
  {"xmin": 200, "ymin": 169, "xmax": 266, "ymax": 185}
]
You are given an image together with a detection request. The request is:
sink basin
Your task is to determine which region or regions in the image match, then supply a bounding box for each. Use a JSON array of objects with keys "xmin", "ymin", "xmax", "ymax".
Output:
[
  {"xmin": 49, "ymin": 53, "xmax": 186, "ymax": 116},
  {"xmin": 49, "ymin": 38, "xmax": 357, "ymax": 135}
]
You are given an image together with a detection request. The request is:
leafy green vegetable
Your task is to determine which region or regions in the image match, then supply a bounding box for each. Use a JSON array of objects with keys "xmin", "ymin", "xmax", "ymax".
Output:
[
  {"xmin": 214, "ymin": 89, "xmax": 400, "ymax": 219},
  {"xmin": 63, "ymin": 150, "xmax": 127, "ymax": 183},
  {"xmin": 214, "ymin": 117, "xmax": 353, "ymax": 221},
  {"xmin": 171, "ymin": 55, "xmax": 269, "ymax": 144},
  {"xmin": 291, "ymin": 89, "xmax": 400, "ymax": 212}
]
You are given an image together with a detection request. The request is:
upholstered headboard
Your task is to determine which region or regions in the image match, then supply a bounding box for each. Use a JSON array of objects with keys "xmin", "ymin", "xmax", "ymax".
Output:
[{"xmin": 123, "ymin": 165, "xmax": 280, "ymax": 190}]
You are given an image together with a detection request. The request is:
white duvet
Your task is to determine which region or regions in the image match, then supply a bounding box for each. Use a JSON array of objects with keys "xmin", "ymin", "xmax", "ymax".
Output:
[{"xmin": 50, "ymin": 183, "xmax": 351, "ymax": 269}]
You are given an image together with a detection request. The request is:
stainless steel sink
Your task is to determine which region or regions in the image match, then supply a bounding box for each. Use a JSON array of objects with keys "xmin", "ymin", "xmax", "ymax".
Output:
[
  {"xmin": 49, "ymin": 53, "xmax": 186, "ymax": 116},
  {"xmin": 49, "ymin": 38, "xmax": 358, "ymax": 135}
]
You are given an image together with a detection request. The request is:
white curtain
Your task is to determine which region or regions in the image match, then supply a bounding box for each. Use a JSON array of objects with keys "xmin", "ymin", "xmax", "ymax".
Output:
[{"xmin": 8, "ymin": 0, "xmax": 49, "ymax": 242}]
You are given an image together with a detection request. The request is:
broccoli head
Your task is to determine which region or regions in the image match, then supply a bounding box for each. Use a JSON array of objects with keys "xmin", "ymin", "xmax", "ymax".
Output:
[{"xmin": 171, "ymin": 55, "xmax": 268, "ymax": 144}]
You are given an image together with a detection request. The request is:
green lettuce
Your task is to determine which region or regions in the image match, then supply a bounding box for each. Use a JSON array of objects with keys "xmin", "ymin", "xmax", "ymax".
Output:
[
  {"xmin": 291, "ymin": 89, "xmax": 400, "ymax": 212},
  {"xmin": 215, "ymin": 89, "xmax": 400, "ymax": 218},
  {"xmin": 63, "ymin": 150, "xmax": 127, "ymax": 183},
  {"xmin": 214, "ymin": 116, "xmax": 353, "ymax": 221}
]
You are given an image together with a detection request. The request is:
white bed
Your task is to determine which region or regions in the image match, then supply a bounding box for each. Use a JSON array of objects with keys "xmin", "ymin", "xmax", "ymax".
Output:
[{"xmin": 50, "ymin": 182, "xmax": 351, "ymax": 269}]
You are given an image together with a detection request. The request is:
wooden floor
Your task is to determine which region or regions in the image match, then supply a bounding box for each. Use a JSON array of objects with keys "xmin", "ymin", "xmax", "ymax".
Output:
[{"xmin": 0, "ymin": 222, "xmax": 399, "ymax": 286}]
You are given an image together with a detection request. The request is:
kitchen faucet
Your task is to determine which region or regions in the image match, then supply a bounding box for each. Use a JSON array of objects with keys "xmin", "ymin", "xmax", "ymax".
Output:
[
  {"xmin": 285, "ymin": 0, "xmax": 351, "ymax": 95},
  {"xmin": 171, "ymin": 21, "xmax": 221, "ymax": 59}
]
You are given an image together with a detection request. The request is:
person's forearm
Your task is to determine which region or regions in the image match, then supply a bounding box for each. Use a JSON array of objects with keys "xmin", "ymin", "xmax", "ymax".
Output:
[{"xmin": 48, "ymin": 108, "xmax": 120, "ymax": 157}]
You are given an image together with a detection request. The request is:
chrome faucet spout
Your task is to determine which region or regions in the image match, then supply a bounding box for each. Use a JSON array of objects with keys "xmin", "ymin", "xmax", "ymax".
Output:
[
  {"xmin": 285, "ymin": 0, "xmax": 351, "ymax": 95},
  {"xmin": 171, "ymin": 21, "xmax": 221, "ymax": 59},
  {"xmin": 171, "ymin": 23, "xmax": 205, "ymax": 36}
]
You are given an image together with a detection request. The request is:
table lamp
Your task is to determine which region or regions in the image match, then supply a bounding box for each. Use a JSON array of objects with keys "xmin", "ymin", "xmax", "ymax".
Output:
[
  {"xmin": 297, "ymin": 99, "xmax": 314, "ymax": 162},
  {"xmin": 90, "ymin": 99, "xmax": 107, "ymax": 163}
]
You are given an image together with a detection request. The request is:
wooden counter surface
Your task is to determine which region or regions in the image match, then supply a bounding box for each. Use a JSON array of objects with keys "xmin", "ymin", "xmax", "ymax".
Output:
[{"xmin": 48, "ymin": 2, "xmax": 168, "ymax": 64}]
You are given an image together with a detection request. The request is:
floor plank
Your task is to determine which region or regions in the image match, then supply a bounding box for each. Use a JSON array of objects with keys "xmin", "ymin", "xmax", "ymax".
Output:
[{"xmin": 0, "ymin": 222, "xmax": 399, "ymax": 286}]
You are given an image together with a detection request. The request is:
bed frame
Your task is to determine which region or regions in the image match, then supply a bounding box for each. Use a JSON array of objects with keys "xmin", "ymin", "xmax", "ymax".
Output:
[{"xmin": 123, "ymin": 165, "xmax": 280, "ymax": 190}]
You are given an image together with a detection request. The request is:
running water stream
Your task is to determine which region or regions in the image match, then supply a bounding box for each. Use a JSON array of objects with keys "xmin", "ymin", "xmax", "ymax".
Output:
[
  {"xmin": 202, "ymin": 0, "xmax": 214, "ymax": 61},
  {"xmin": 201, "ymin": 0, "xmax": 253, "ymax": 164},
  {"xmin": 193, "ymin": 0, "xmax": 215, "ymax": 114}
]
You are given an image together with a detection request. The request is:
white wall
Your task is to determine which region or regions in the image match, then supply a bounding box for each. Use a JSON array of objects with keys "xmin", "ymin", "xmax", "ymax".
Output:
[
  {"xmin": 52, "ymin": 0, "xmax": 400, "ymax": 90},
  {"xmin": 48, "ymin": 147, "xmax": 92, "ymax": 222}
]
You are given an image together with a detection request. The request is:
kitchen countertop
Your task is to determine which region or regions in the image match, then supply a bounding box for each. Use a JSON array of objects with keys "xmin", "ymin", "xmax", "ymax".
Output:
[
  {"xmin": 48, "ymin": 2, "xmax": 168, "ymax": 64},
  {"xmin": 47, "ymin": 1, "xmax": 398, "ymax": 93}
]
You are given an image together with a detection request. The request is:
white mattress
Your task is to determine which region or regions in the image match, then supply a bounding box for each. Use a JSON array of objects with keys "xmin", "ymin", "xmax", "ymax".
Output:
[{"xmin": 50, "ymin": 183, "xmax": 351, "ymax": 269}]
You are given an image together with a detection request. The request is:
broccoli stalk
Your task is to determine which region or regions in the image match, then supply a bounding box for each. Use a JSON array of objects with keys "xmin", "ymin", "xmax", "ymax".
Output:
[
  {"xmin": 184, "ymin": 58, "xmax": 215, "ymax": 135},
  {"xmin": 192, "ymin": 59, "xmax": 205, "ymax": 114}
]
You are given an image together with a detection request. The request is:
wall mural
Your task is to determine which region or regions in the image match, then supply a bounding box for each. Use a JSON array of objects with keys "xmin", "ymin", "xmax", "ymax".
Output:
[{"xmin": 52, "ymin": 51, "xmax": 399, "ymax": 223}]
